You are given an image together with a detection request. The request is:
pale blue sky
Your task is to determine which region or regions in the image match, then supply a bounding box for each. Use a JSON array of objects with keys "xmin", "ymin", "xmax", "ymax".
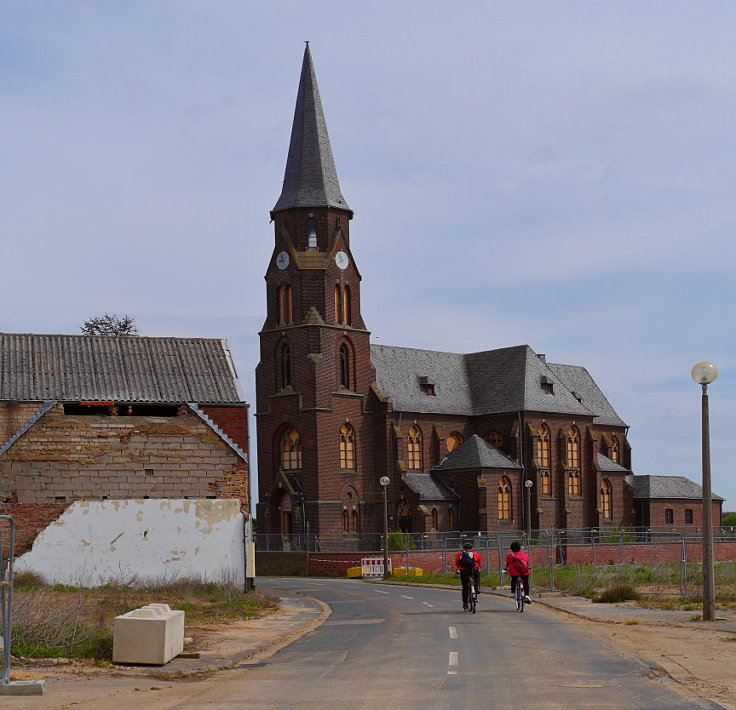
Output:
[{"xmin": 3, "ymin": 2, "xmax": 735, "ymax": 512}]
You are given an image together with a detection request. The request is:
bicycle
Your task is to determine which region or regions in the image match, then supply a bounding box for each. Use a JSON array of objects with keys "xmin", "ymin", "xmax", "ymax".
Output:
[
  {"xmin": 513, "ymin": 575, "xmax": 525, "ymax": 613},
  {"xmin": 457, "ymin": 571, "xmax": 478, "ymax": 613}
]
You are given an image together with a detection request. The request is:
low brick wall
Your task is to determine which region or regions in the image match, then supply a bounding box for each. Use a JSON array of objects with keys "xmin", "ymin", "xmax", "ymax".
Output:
[
  {"xmin": 256, "ymin": 551, "xmax": 309, "ymax": 576},
  {"xmin": 565, "ymin": 540, "xmax": 736, "ymax": 566}
]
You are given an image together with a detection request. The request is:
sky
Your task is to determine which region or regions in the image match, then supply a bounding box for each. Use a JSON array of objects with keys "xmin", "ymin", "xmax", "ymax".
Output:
[{"xmin": 3, "ymin": 2, "xmax": 735, "ymax": 513}]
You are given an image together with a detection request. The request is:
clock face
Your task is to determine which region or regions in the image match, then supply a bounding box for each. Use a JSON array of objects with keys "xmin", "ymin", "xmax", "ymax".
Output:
[
  {"xmin": 275, "ymin": 251, "xmax": 289, "ymax": 270},
  {"xmin": 335, "ymin": 251, "xmax": 349, "ymax": 270}
]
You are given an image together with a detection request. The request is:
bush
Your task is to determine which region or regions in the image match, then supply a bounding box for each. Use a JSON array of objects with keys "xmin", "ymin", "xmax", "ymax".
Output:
[{"xmin": 593, "ymin": 584, "xmax": 639, "ymax": 603}]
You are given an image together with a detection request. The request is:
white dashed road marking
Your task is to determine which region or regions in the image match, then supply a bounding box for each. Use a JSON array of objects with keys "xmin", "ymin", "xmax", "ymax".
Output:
[
  {"xmin": 373, "ymin": 590, "xmax": 390, "ymax": 594},
  {"xmin": 422, "ymin": 602, "xmax": 434, "ymax": 607},
  {"xmin": 401, "ymin": 595, "xmax": 414, "ymax": 599},
  {"xmin": 449, "ymin": 627, "xmax": 457, "ymax": 639},
  {"xmin": 448, "ymin": 651, "xmax": 458, "ymax": 675}
]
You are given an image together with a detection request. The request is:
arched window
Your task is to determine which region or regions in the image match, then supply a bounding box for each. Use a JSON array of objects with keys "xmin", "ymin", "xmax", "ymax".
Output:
[
  {"xmin": 610, "ymin": 436, "xmax": 619, "ymax": 463},
  {"xmin": 280, "ymin": 427, "xmax": 302, "ymax": 470},
  {"xmin": 431, "ymin": 508, "xmax": 438, "ymax": 530},
  {"xmin": 568, "ymin": 470, "xmax": 581, "ymax": 496},
  {"xmin": 448, "ymin": 506, "xmax": 455, "ymax": 530},
  {"xmin": 342, "ymin": 509, "xmax": 350, "ymax": 532},
  {"xmin": 566, "ymin": 426, "xmax": 580, "ymax": 469},
  {"xmin": 342, "ymin": 286, "xmax": 351, "ymax": 325},
  {"xmin": 278, "ymin": 285, "xmax": 292, "ymax": 325},
  {"xmin": 339, "ymin": 423, "xmax": 356, "ymax": 470},
  {"xmin": 540, "ymin": 471, "xmax": 551, "ymax": 495},
  {"xmin": 447, "ymin": 432, "xmax": 462, "ymax": 453},
  {"xmin": 334, "ymin": 285, "xmax": 342, "ymax": 323},
  {"xmin": 306, "ymin": 217, "xmax": 318, "ymax": 249},
  {"xmin": 408, "ymin": 425, "xmax": 422, "ymax": 470},
  {"xmin": 600, "ymin": 479, "xmax": 612, "ymax": 519},
  {"xmin": 487, "ymin": 431, "xmax": 504, "ymax": 447},
  {"xmin": 339, "ymin": 344, "xmax": 350, "ymax": 389},
  {"xmin": 351, "ymin": 509, "xmax": 359, "ymax": 532},
  {"xmin": 280, "ymin": 344, "xmax": 291, "ymax": 390},
  {"xmin": 498, "ymin": 476, "xmax": 512, "ymax": 520},
  {"xmin": 536, "ymin": 424, "xmax": 550, "ymax": 468}
]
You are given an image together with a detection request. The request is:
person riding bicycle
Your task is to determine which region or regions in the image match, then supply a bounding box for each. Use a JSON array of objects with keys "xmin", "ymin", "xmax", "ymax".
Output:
[
  {"xmin": 455, "ymin": 541, "xmax": 481, "ymax": 610},
  {"xmin": 503, "ymin": 540, "xmax": 532, "ymax": 603}
]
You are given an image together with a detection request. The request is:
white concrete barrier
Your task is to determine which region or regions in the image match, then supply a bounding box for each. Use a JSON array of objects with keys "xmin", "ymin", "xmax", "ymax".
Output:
[{"xmin": 113, "ymin": 603, "xmax": 185, "ymax": 665}]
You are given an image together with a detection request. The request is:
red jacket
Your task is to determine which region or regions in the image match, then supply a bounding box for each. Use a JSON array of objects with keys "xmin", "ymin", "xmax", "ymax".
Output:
[
  {"xmin": 455, "ymin": 549, "xmax": 481, "ymax": 570},
  {"xmin": 504, "ymin": 551, "xmax": 530, "ymax": 576}
]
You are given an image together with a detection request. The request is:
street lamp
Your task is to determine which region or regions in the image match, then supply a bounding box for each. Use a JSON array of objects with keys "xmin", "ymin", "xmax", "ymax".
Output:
[
  {"xmin": 524, "ymin": 479, "xmax": 534, "ymax": 535},
  {"xmin": 691, "ymin": 361, "xmax": 718, "ymax": 621},
  {"xmin": 379, "ymin": 476, "xmax": 390, "ymax": 578}
]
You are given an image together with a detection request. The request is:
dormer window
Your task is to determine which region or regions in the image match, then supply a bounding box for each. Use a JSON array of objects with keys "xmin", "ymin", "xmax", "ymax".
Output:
[
  {"xmin": 418, "ymin": 376, "xmax": 435, "ymax": 396},
  {"xmin": 540, "ymin": 376, "xmax": 554, "ymax": 395},
  {"xmin": 307, "ymin": 217, "xmax": 317, "ymax": 249}
]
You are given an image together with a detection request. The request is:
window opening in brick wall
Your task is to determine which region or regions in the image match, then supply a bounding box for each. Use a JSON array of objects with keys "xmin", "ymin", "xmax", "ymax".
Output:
[
  {"xmin": 498, "ymin": 476, "xmax": 512, "ymax": 520},
  {"xmin": 339, "ymin": 423, "xmax": 356, "ymax": 469},
  {"xmin": 351, "ymin": 509, "xmax": 359, "ymax": 532},
  {"xmin": 278, "ymin": 284, "xmax": 292, "ymax": 325},
  {"xmin": 568, "ymin": 470, "xmax": 581, "ymax": 497},
  {"xmin": 342, "ymin": 509, "xmax": 349, "ymax": 532},
  {"xmin": 486, "ymin": 431, "xmax": 504, "ymax": 447},
  {"xmin": 446, "ymin": 432, "xmax": 462, "ymax": 453},
  {"xmin": 145, "ymin": 469, "xmax": 154, "ymax": 476},
  {"xmin": 566, "ymin": 426, "xmax": 580, "ymax": 468},
  {"xmin": 600, "ymin": 478, "xmax": 612, "ymax": 519},
  {"xmin": 339, "ymin": 344, "xmax": 351, "ymax": 389},
  {"xmin": 431, "ymin": 508, "xmax": 438, "ymax": 530},
  {"xmin": 665, "ymin": 508, "xmax": 674, "ymax": 524},
  {"xmin": 540, "ymin": 470, "xmax": 551, "ymax": 495},
  {"xmin": 535, "ymin": 424, "xmax": 550, "ymax": 467},
  {"xmin": 610, "ymin": 436, "xmax": 619, "ymax": 463},
  {"xmin": 407, "ymin": 425, "xmax": 423, "ymax": 470},
  {"xmin": 280, "ymin": 427, "xmax": 302, "ymax": 470},
  {"xmin": 280, "ymin": 344, "xmax": 292, "ymax": 389},
  {"xmin": 685, "ymin": 508, "xmax": 693, "ymax": 524},
  {"xmin": 448, "ymin": 506, "xmax": 455, "ymax": 530},
  {"xmin": 64, "ymin": 402, "xmax": 179, "ymax": 416}
]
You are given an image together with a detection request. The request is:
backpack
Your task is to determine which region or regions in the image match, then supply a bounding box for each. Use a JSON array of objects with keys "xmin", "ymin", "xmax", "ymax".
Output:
[
  {"xmin": 458, "ymin": 550, "xmax": 476, "ymax": 569},
  {"xmin": 511, "ymin": 553, "xmax": 530, "ymax": 575}
]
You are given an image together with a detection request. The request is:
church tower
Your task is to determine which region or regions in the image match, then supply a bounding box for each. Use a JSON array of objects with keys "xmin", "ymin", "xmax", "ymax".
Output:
[{"xmin": 256, "ymin": 45, "xmax": 375, "ymax": 541}]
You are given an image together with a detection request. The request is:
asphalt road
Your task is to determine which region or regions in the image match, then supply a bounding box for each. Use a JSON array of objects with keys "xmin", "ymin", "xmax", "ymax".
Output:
[{"xmin": 191, "ymin": 578, "xmax": 719, "ymax": 710}]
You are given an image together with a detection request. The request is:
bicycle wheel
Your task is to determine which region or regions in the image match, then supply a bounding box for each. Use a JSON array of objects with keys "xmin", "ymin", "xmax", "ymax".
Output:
[
  {"xmin": 515, "ymin": 580, "xmax": 524, "ymax": 613},
  {"xmin": 470, "ymin": 587, "xmax": 477, "ymax": 614}
]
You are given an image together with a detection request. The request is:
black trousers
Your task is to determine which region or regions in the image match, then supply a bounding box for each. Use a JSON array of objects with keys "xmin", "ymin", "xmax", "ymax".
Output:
[
  {"xmin": 460, "ymin": 568, "xmax": 480, "ymax": 604},
  {"xmin": 511, "ymin": 574, "xmax": 530, "ymax": 596}
]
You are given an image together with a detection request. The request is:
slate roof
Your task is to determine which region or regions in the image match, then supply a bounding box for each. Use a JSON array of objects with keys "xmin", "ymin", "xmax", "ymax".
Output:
[
  {"xmin": 596, "ymin": 452, "xmax": 630, "ymax": 473},
  {"xmin": 625, "ymin": 474, "xmax": 724, "ymax": 501},
  {"xmin": 0, "ymin": 333, "xmax": 244, "ymax": 405},
  {"xmin": 432, "ymin": 435, "xmax": 522, "ymax": 471},
  {"xmin": 405, "ymin": 473, "xmax": 458, "ymax": 501},
  {"xmin": 370, "ymin": 343, "xmax": 625, "ymax": 425},
  {"xmin": 272, "ymin": 45, "xmax": 350, "ymax": 214}
]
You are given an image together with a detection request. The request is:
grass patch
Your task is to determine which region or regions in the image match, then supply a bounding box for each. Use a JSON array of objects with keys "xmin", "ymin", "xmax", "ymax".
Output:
[
  {"xmin": 592, "ymin": 584, "xmax": 639, "ymax": 604},
  {"xmin": 11, "ymin": 574, "xmax": 278, "ymax": 662}
]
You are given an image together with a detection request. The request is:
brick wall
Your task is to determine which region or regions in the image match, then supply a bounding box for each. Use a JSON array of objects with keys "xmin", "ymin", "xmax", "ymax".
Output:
[
  {"xmin": 0, "ymin": 404, "xmax": 250, "ymax": 553},
  {"xmin": 0, "ymin": 402, "xmax": 43, "ymax": 442},
  {"xmin": 199, "ymin": 405, "xmax": 248, "ymax": 451}
]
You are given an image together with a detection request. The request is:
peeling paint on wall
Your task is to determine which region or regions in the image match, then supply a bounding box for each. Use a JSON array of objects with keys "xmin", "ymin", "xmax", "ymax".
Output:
[{"xmin": 14, "ymin": 498, "xmax": 245, "ymax": 587}]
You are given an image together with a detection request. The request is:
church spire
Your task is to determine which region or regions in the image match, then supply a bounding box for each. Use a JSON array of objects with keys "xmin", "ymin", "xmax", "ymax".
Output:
[{"xmin": 272, "ymin": 44, "xmax": 351, "ymax": 214}]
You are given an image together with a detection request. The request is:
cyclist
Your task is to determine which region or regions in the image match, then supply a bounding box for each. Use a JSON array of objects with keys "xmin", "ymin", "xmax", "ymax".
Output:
[
  {"xmin": 455, "ymin": 541, "xmax": 482, "ymax": 610},
  {"xmin": 503, "ymin": 540, "xmax": 532, "ymax": 603}
]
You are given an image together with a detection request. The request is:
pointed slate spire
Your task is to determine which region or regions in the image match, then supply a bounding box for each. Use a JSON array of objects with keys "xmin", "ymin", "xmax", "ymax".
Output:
[{"xmin": 272, "ymin": 44, "xmax": 351, "ymax": 214}]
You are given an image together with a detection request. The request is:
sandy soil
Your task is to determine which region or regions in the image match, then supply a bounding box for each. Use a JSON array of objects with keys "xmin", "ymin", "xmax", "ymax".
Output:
[{"xmin": 572, "ymin": 614, "xmax": 736, "ymax": 709}]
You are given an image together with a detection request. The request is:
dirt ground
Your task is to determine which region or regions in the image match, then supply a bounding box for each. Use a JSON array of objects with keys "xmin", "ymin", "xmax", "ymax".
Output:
[{"xmin": 568, "ymin": 612, "xmax": 736, "ymax": 709}]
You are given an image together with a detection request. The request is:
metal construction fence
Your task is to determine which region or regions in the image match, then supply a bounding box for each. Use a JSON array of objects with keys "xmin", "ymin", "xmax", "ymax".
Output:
[
  {"xmin": 0, "ymin": 516, "xmax": 14, "ymax": 686},
  {"xmin": 257, "ymin": 526, "xmax": 736, "ymax": 595}
]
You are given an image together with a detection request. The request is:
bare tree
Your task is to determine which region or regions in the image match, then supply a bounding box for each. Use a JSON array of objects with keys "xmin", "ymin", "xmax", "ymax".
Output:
[{"xmin": 81, "ymin": 314, "xmax": 139, "ymax": 336}]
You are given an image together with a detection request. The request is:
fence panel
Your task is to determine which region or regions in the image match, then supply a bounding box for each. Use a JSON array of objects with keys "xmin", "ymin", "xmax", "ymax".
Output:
[{"xmin": 0, "ymin": 515, "xmax": 15, "ymax": 686}]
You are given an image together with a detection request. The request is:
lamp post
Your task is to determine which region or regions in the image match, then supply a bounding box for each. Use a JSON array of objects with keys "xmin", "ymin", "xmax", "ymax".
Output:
[
  {"xmin": 524, "ymin": 479, "xmax": 534, "ymax": 535},
  {"xmin": 380, "ymin": 476, "xmax": 390, "ymax": 578},
  {"xmin": 691, "ymin": 361, "xmax": 718, "ymax": 621}
]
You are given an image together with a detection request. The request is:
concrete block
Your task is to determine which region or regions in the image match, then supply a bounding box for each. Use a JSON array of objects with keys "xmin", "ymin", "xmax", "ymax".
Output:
[
  {"xmin": 113, "ymin": 603, "xmax": 185, "ymax": 665},
  {"xmin": 0, "ymin": 680, "xmax": 45, "ymax": 696}
]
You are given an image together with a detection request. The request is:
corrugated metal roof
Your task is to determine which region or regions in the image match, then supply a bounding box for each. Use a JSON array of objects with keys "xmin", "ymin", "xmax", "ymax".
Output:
[{"xmin": 0, "ymin": 333, "xmax": 244, "ymax": 404}]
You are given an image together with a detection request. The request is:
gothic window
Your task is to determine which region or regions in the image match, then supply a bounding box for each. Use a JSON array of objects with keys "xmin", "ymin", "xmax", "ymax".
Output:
[
  {"xmin": 448, "ymin": 506, "xmax": 455, "ymax": 530},
  {"xmin": 342, "ymin": 286, "xmax": 351, "ymax": 325},
  {"xmin": 334, "ymin": 285, "xmax": 342, "ymax": 323},
  {"xmin": 431, "ymin": 508, "xmax": 438, "ymax": 530},
  {"xmin": 408, "ymin": 425, "xmax": 422, "ymax": 470},
  {"xmin": 339, "ymin": 343, "xmax": 351, "ymax": 389},
  {"xmin": 280, "ymin": 427, "xmax": 302, "ymax": 470},
  {"xmin": 600, "ymin": 478, "xmax": 612, "ymax": 519},
  {"xmin": 498, "ymin": 476, "xmax": 512, "ymax": 520},
  {"xmin": 278, "ymin": 285, "xmax": 292, "ymax": 325},
  {"xmin": 307, "ymin": 217, "xmax": 318, "ymax": 249},
  {"xmin": 279, "ymin": 344, "xmax": 291, "ymax": 389},
  {"xmin": 340, "ymin": 423, "xmax": 356, "ymax": 470},
  {"xmin": 568, "ymin": 470, "xmax": 581, "ymax": 496},
  {"xmin": 610, "ymin": 436, "xmax": 619, "ymax": 463},
  {"xmin": 536, "ymin": 424, "xmax": 550, "ymax": 468},
  {"xmin": 447, "ymin": 432, "xmax": 462, "ymax": 453},
  {"xmin": 540, "ymin": 471, "xmax": 551, "ymax": 495},
  {"xmin": 351, "ymin": 509, "xmax": 359, "ymax": 532},
  {"xmin": 486, "ymin": 431, "xmax": 503, "ymax": 447},
  {"xmin": 342, "ymin": 509, "xmax": 350, "ymax": 532},
  {"xmin": 566, "ymin": 426, "xmax": 580, "ymax": 469}
]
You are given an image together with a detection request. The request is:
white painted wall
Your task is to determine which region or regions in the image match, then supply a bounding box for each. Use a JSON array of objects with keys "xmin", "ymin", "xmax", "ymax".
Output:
[{"xmin": 14, "ymin": 499, "xmax": 246, "ymax": 587}]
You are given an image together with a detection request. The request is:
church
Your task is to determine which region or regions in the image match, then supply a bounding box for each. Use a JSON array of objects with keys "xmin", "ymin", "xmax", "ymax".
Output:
[{"xmin": 255, "ymin": 46, "xmax": 695, "ymax": 540}]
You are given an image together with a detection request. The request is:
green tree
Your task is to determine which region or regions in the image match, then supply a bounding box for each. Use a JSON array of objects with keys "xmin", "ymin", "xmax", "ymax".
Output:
[
  {"xmin": 81, "ymin": 314, "xmax": 139, "ymax": 336},
  {"xmin": 722, "ymin": 512, "xmax": 736, "ymax": 527}
]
